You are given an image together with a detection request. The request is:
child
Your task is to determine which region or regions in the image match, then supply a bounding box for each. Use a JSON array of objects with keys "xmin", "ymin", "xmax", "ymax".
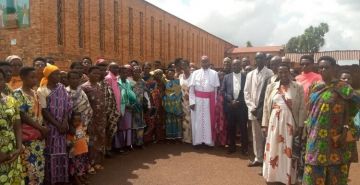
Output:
[{"xmin": 67, "ymin": 112, "xmax": 89, "ymax": 185}]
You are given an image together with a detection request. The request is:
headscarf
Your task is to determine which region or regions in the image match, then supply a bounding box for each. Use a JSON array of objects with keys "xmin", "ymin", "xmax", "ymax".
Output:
[
  {"xmin": 5, "ymin": 55, "xmax": 22, "ymax": 63},
  {"xmin": 40, "ymin": 64, "xmax": 59, "ymax": 87}
]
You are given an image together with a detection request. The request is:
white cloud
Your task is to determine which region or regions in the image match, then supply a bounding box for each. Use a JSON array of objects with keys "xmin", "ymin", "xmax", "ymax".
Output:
[{"xmin": 146, "ymin": 0, "xmax": 360, "ymax": 50}]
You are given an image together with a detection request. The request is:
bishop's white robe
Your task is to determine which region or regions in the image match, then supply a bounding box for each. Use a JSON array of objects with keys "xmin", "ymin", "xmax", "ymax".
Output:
[{"xmin": 189, "ymin": 68, "xmax": 220, "ymax": 146}]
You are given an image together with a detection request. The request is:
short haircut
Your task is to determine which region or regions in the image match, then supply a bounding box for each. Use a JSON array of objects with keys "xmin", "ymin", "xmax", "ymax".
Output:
[
  {"xmin": 130, "ymin": 60, "xmax": 139, "ymax": 65},
  {"xmin": 182, "ymin": 60, "xmax": 190, "ymax": 66},
  {"xmin": 82, "ymin": 57, "xmax": 92, "ymax": 62},
  {"xmin": 278, "ymin": 62, "xmax": 290, "ymax": 70},
  {"xmin": 88, "ymin": 66, "xmax": 100, "ymax": 73},
  {"xmin": 70, "ymin": 61, "xmax": 83, "ymax": 69},
  {"xmin": 338, "ymin": 70, "xmax": 351, "ymax": 77},
  {"xmin": 67, "ymin": 70, "xmax": 82, "ymax": 79},
  {"xmin": 0, "ymin": 61, "xmax": 11, "ymax": 67},
  {"xmin": 19, "ymin": 67, "xmax": 36, "ymax": 78},
  {"xmin": 96, "ymin": 62, "xmax": 108, "ymax": 67},
  {"xmin": 0, "ymin": 68, "xmax": 6, "ymax": 78},
  {"xmin": 300, "ymin": 55, "xmax": 315, "ymax": 63},
  {"xmin": 167, "ymin": 67, "xmax": 175, "ymax": 72},
  {"xmin": 167, "ymin": 62, "xmax": 175, "ymax": 69},
  {"xmin": 33, "ymin": 57, "xmax": 46, "ymax": 66},
  {"xmin": 317, "ymin": 56, "xmax": 337, "ymax": 66},
  {"xmin": 174, "ymin": 58, "xmax": 183, "ymax": 66}
]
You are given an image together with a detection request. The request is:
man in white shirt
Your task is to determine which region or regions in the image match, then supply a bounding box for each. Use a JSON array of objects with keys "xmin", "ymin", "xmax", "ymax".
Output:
[
  {"xmin": 244, "ymin": 52, "xmax": 274, "ymax": 167},
  {"xmin": 189, "ymin": 56, "xmax": 220, "ymax": 146},
  {"xmin": 221, "ymin": 59, "xmax": 248, "ymax": 154}
]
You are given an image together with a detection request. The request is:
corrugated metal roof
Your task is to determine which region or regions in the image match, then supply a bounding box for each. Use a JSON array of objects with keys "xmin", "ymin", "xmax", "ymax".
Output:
[
  {"xmin": 285, "ymin": 50, "xmax": 360, "ymax": 63},
  {"xmin": 228, "ymin": 46, "xmax": 284, "ymax": 53}
]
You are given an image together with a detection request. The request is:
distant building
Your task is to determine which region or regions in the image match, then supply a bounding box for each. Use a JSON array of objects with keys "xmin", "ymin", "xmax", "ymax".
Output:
[
  {"xmin": 226, "ymin": 46, "xmax": 285, "ymax": 65},
  {"xmin": 285, "ymin": 50, "xmax": 360, "ymax": 66}
]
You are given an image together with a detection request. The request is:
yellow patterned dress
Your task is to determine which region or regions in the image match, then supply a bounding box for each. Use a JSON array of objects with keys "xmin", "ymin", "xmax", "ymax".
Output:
[
  {"xmin": 13, "ymin": 89, "xmax": 45, "ymax": 185},
  {"xmin": 0, "ymin": 94, "xmax": 24, "ymax": 185}
]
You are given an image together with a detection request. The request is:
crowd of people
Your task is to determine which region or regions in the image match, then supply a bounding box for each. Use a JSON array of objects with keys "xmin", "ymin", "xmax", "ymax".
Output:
[{"xmin": 0, "ymin": 52, "xmax": 359, "ymax": 185}]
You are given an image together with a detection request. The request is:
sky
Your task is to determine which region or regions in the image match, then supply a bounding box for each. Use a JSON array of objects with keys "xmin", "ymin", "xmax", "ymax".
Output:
[{"xmin": 146, "ymin": 0, "xmax": 360, "ymax": 50}]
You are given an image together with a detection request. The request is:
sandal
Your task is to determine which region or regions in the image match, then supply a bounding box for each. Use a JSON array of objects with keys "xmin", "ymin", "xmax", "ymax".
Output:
[
  {"xmin": 94, "ymin": 164, "xmax": 104, "ymax": 170},
  {"xmin": 87, "ymin": 167, "xmax": 96, "ymax": 175}
]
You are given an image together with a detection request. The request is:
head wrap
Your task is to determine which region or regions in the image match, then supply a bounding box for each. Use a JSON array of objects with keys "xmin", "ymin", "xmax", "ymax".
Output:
[
  {"xmin": 40, "ymin": 64, "xmax": 59, "ymax": 87},
  {"xmin": 96, "ymin": 58, "xmax": 105, "ymax": 64},
  {"xmin": 5, "ymin": 55, "xmax": 22, "ymax": 63}
]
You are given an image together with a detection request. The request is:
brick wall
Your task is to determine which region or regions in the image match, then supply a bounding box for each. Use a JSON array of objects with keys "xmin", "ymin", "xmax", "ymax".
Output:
[{"xmin": 0, "ymin": 0, "xmax": 235, "ymax": 69}]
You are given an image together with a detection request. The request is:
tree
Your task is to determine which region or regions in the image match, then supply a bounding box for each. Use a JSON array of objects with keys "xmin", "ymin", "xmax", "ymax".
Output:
[
  {"xmin": 246, "ymin": 41, "xmax": 253, "ymax": 47},
  {"xmin": 285, "ymin": 23, "xmax": 329, "ymax": 53}
]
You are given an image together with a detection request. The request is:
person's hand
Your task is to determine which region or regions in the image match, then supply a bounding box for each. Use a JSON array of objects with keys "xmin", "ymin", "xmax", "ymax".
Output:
[
  {"xmin": 261, "ymin": 127, "xmax": 268, "ymax": 137},
  {"xmin": 190, "ymin": 104, "xmax": 195, "ymax": 111},
  {"xmin": 251, "ymin": 109, "xmax": 257, "ymax": 116},
  {"xmin": 5, "ymin": 149, "xmax": 21, "ymax": 163},
  {"xmin": 39, "ymin": 126, "xmax": 49, "ymax": 139}
]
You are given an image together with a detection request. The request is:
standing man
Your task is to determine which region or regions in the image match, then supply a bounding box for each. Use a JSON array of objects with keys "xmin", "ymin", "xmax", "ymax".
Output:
[
  {"xmin": 269, "ymin": 56, "xmax": 281, "ymax": 83},
  {"xmin": 222, "ymin": 59, "xmax": 248, "ymax": 154},
  {"xmin": 295, "ymin": 55, "xmax": 322, "ymax": 100},
  {"xmin": 244, "ymin": 52, "xmax": 273, "ymax": 167},
  {"xmin": 189, "ymin": 56, "xmax": 220, "ymax": 146},
  {"xmin": 241, "ymin": 57, "xmax": 251, "ymax": 74},
  {"xmin": 223, "ymin": 57, "xmax": 232, "ymax": 74}
]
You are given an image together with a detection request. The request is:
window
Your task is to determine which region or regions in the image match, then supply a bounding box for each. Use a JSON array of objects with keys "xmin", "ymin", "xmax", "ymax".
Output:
[
  {"xmin": 174, "ymin": 26, "xmax": 177, "ymax": 56},
  {"xmin": 151, "ymin": 16, "xmax": 155, "ymax": 58},
  {"xmin": 57, "ymin": 0, "xmax": 64, "ymax": 45},
  {"xmin": 78, "ymin": 0, "xmax": 84, "ymax": 48},
  {"xmin": 99, "ymin": 0, "xmax": 105, "ymax": 50},
  {"xmin": 140, "ymin": 12, "xmax": 144, "ymax": 57},
  {"xmin": 128, "ymin": 7, "xmax": 134, "ymax": 57},
  {"xmin": 159, "ymin": 20, "xmax": 163, "ymax": 58},
  {"xmin": 181, "ymin": 29, "xmax": 184, "ymax": 57},
  {"xmin": 168, "ymin": 23, "xmax": 171, "ymax": 60},
  {"xmin": 114, "ymin": 1, "xmax": 119, "ymax": 53}
]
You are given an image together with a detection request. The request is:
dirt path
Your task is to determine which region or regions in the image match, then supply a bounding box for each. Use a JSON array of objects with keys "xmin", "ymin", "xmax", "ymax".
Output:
[{"xmin": 90, "ymin": 143, "xmax": 360, "ymax": 185}]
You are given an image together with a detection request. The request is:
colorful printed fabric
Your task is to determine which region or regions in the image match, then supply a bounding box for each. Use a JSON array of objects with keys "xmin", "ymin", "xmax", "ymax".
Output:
[
  {"xmin": 179, "ymin": 74, "xmax": 192, "ymax": 143},
  {"xmin": 100, "ymin": 80, "xmax": 120, "ymax": 150},
  {"xmin": 40, "ymin": 84, "xmax": 72, "ymax": 184},
  {"xmin": 22, "ymin": 140, "xmax": 45, "ymax": 185},
  {"xmin": 262, "ymin": 90, "xmax": 297, "ymax": 185},
  {"xmin": 66, "ymin": 86, "xmax": 93, "ymax": 128},
  {"xmin": 118, "ymin": 79, "xmax": 138, "ymax": 115},
  {"xmin": 303, "ymin": 164, "xmax": 349, "ymax": 185},
  {"xmin": 81, "ymin": 81, "xmax": 106, "ymax": 165},
  {"xmin": 132, "ymin": 79, "xmax": 147, "ymax": 146},
  {"xmin": 69, "ymin": 154, "xmax": 89, "ymax": 176},
  {"xmin": 0, "ymin": 95, "xmax": 25, "ymax": 185},
  {"xmin": 305, "ymin": 81, "xmax": 360, "ymax": 166},
  {"xmin": 13, "ymin": 89, "xmax": 45, "ymax": 185},
  {"xmin": 163, "ymin": 79, "xmax": 183, "ymax": 139}
]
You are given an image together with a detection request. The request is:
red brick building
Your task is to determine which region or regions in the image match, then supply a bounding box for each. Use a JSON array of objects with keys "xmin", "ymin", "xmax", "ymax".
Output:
[{"xmin": 0, "ymin": 0, "xmax": 235, "ymax": 69}]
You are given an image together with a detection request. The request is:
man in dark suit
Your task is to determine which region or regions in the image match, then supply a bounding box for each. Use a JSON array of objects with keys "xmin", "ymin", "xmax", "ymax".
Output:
[{"xmin": 221, "ymin": 59, "xmax": 248, "ymax": 154}]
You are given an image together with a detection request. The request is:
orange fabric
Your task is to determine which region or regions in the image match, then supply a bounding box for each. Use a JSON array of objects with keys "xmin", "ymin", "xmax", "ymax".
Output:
[
  {"xmin": 8, "ymin": 76, "xmax": 23, "ymax": 90},
  {"xmin": 67, "ymin": 124, "xmax": 88, "ymax": 156},
  {"xmin": 40, "ymin": 64, "xmax": 59, "ymax": 87}
]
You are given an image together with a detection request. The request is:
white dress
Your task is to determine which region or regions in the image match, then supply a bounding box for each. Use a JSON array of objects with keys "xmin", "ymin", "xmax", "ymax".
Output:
[
  {"xmin": 263, "ymin": 92, "xmax": 297, "ymax": 185},
  {"xmin": 189, "ymin": 68, "xmax": 219, "ymax": 146}
]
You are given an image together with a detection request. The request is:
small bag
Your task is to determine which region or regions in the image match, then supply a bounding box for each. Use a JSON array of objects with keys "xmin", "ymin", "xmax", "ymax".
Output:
[{"xmin": 22, "ymin": 124, "xmax": 41, "ymax": 141}]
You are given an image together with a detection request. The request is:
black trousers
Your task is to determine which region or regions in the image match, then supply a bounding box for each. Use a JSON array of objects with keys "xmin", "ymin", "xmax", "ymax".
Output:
[{"xmin": 226, "ymin": 104, "xmax": 248, "ymax": 150}]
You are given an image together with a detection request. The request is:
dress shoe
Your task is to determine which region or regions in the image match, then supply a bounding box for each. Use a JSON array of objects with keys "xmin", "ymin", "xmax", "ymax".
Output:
[{"xmin": 247, "ymin": 161, "xmax": 263, "ymax": 167}]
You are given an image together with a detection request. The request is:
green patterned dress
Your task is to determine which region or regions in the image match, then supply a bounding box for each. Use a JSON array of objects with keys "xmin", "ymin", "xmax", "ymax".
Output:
[
  {"xmin": 0, "ymin": 94, "xmax": 24, "ymax": 185},
  {"xmin": 13, "ymin": 89, "xmax": 45, "ymax": 185}
]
